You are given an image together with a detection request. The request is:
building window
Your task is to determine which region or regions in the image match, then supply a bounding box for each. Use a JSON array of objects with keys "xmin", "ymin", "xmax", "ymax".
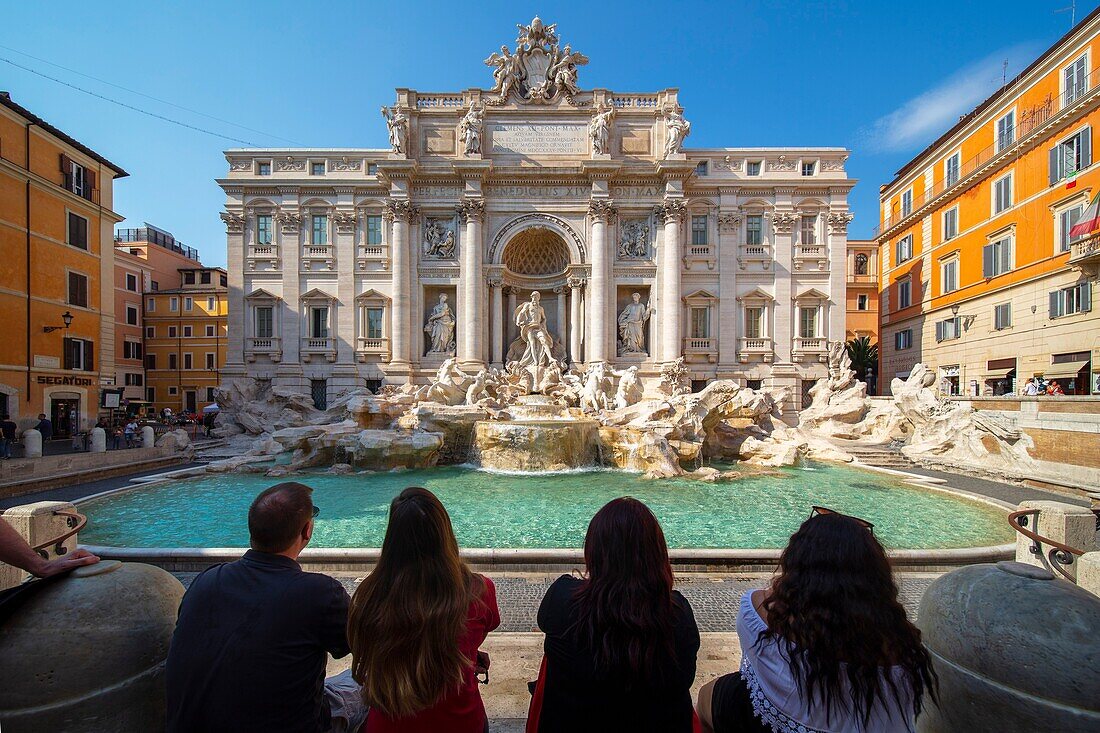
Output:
[
  {"xmin": 67, "ymin": 212, "xmax": 88, "ymax": 250},
  {"xmin": 145, "ymin": 354, "xmax": 156, "ymax": 370},
  {"xmin": 311, "ymin": 379, "xmax": 328, "ymax": 410},
  {"xmin": 311, "ymin": 161, "xmax": 325, "ymax": 176},
  {"xmin": 168, "ymin": 326, "xmax": 177, "ymax": 338},
  {"xmin": 366, "ymin": 215, "xmax": 383, "ymax": 245},
  {"xmin": 206, "ymin": 387, "xmax": 217, "ymax": 401},
  {"xmin": 1064, "ymin": 55, "xmax": 1088, "ymax": 105},
  {"xmin": 935, "ymin": 316, "xmax": 961, "ymax": 342},
  {"xmin": 184, "ymin": 297, "xmax": 193, "ymax": 311},
  {"xmin": 690, "ymin": 307, "xmax": 710, "ymax": 338},
  {"xmin": 941, "ymin": 259, "xmax": 958, "ymax": 294},
  {"xmin": 1058, "ymin": 203, "xmax": 1085, "ymax": 252},
  {"xmin": 945, "ymin": 152, "xmax": 960, "ymax": 185},
  {"xmin": 125, "ymin": 273, "xmax": 138, "ymax": 291},
  {"xmin": 367, "ymin": 163, "xmax": 378, "ymax": 175},
  {"xmin": 365, "ymin": 307, "xmax": 384, "ymax": 339},
  {"xmin": 854, "ymin": 253, "xmax": 868, "ymax": 275},
  {"xmin": 691, "ymin": 215, "xmax": 707, "ymax": 245},
  {"xmin": 983, "ymin": 237, "xmax": 1013, "ymax": 278},
  {"xmin": 310, "ymin": 306, "xmax": 329, "ymax": 338},
  {"xmin": 220, "ymin": 274, "xmax": 227, "ymax": 287},
  {"xmin": 200, "ymin": 271, "xmax": 211, "ymax": 285},
  {"xmin": 901, "ymin": 189, "xmax": 913, "ymax": 217},
  {"xmin": 207, "ymin": 296, "xmax": 216, "ymax": 311},
  {"xmin": 206, "ymin": 352, "xmax": 216, "ymax": 370},
  {"xmin": 151, "ymin": 280, "xmax": 159, "ymax": 291},
  {"xmin": 183, "ymin": 326, "xmax": 192, "ymax": 337},
  {"xmin": 65, "ymin": 159, "xmax": 86, "ymax": 197},
  {"xmin": 800, "ymin": 215, "xmax": 816, "ymax": 245},
  {"xmin": 311, "ymin": 215, "xmax": 328, "ymax": 245},
  {"xmin": 695, "ymin": 161, "xmax": 708, "ymax": 176},
  {"xmin": 183, "ymin": 353, "xmax": 193, "ymax": 370},
  {"xmin": 798, "ymin": 306, "xmax": 818, "ymax": 338},
  {"xmin": 943, "ymin": 207, "xmax": 958, "ymax": 241},
  {"xmin": 745, "ymin": 307, "xmax": 764, "ymax": 339},
  {"xmin": 122, "ymin": 341, "xmax": 142, "ymax": 359},
  {"xmin": 256, "ymin": 215, "xmax": 273, "ymax": 245},
  {"xmin": 206, "ymin": 324, "xmax": 215, "ymax": 337},
  {"xmin": 895, "ymin": 234, "xmax": 913, "ymax": 263},
  {"xmin": 993, "ymin": 174, "xmax": 1013, "ymax": 214},
  {"xmin": 67, "ymin": 272, "xmax": 88, "ymax": 308},
  {"xmin": 894, "ymin": 329, "xmax": 913, "ymax": 350},
  {"xmin": 255, "ymin": 306, "xmax": 274, "ymax": 338},
  {"xmin": 123, "ymin": 373, "xmax": 143, "ymax": 387},
  {"xmin": 63, "ymin": 337, "xmax": 94, "ymax": 370},
  {"xmin": 147, "ymin": 297, "xmax": 155, "ymax": 312},
  {"xmin": 746, "ymin": 215, "xmax": 763, "ymax": 245},
  {"xmin": 994, "ymin": 302, "xmax": 1012, "ymax": 330},
  {"xmin": 145, "ymin": 326, "xmax": 155, "ymax": 339},
  {"xmin": 747, "ymin": 161, "xmax": 761, "ymax": 176},
  {"xmin": 184, "ymin": 272, "xmax": 195, "ymax": 285},
  {"xmin": 898, "ymin": 279, "xmax": 912, "ymax": 309},
  {"xmin": 1050, "ymin": 127, "xmax": 1092, "ymax": 183},
  {"xmin": 257, "ymin": 161, "xmax": 271, "ymax": 176},
  {"xmin": 996, "ymin": 112, "xmax": 1015, "ymax": 152},
  {"xmin": 801, "ymin": 161, "xmax": 816, "ymax": 176},
  {"xmin": 169, "ymin": 297, "xmax": 178, "ymax": 312},
  {"xmin": 168, "ymin": 386, "xmax": 177, "ymax": 396},
  {"xmin": 857, "ymin": 294, "xmax": 869, "ymax": 311},
  {"xmin": 126, "ymin": 305, "xmax": 139, "ymax": 325},
  {"xmin": 146, "ymin": 387, "xmax": 155, "ymax": 402},
  {"xmin": 1049, "ymin": 282, "xmax": 1092, "ymax": 318}
]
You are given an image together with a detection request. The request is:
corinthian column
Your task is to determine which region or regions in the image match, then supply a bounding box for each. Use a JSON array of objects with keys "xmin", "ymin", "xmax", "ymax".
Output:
[
  {"xmin": 489, "ymin": 275, "xmax": 503, "ymax": 367},
  {"xmin": 658, "ymin": 199, "xmax": 687, "ymax": 363},
  {"xmin": 459, "ymin": 198, "xmax": 486, "ymax": 369},
  {"xmin": 587, "ymin": 200, "xmax": 616, "ymax": 363},
  {"xmin": 387, "ymin": 201, "xmax": 417, "ymax": 370},
  {"xmin": 568, "ymin": 275, "xmax": 585, "ymax": 363}
]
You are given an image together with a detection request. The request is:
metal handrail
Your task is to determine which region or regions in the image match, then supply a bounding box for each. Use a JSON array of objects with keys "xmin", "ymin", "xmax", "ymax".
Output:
[
  {"xmin": 1007, "ymin": 508, "xmax": 1085, "ymax": 582},
  {"xmin": 31, "ymin": 509, "xmax": 87, "ymax": 559}
]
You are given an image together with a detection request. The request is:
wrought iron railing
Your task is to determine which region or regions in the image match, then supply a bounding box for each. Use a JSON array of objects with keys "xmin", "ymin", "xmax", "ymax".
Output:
[
  {"xmin": 1008, "ymin": 508, "xmax": 1086, "ymax": 582},
  {"xmin": 31, "ymin": 509, "xmax": 87, "ymax": 558}
]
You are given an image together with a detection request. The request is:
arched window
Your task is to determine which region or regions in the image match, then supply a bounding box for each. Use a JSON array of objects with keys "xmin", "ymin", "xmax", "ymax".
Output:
[{"xmin": 854, "ymin": 253, "xmax": 868, "ymax": 275}]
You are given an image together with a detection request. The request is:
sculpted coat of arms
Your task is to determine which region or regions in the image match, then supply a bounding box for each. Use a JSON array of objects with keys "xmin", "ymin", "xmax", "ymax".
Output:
[{"xmin": 484, "ymin": 16, "xmax": 589, "ymax": 106}]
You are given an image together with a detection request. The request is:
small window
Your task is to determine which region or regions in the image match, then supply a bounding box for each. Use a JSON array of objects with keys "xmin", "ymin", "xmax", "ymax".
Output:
[
  {"xmin": 311, "ymin": 379, "xmax": 328, "ymax": 410},
  {"xmin": 695, "ymin": 161, "xmax": 708, "ymax": 176},
  {"xmin": 311, "ymin": 306, "xmax": 330, "ymax": 338},
  {"xmin": 184, "ymin": 297, "xmax": 193, "ymax": 311},
  {"xmin": 67, "ymin": 212, "xmax": 88, "ymax": 250},
  {"xmin": 895, "ymin": 234, "xmax": 913, "ymax": 263},
  {"xmin": 944, "ymin": 152, "xmax": 961, "ymax": 186},
  {"xmin": 255, "ymin": 306, "xmax": 274, "ymax": 338},
  {"xmin": 747, "ymin": 161, "xmax": 762, "ymax": 176},
  {"xmin": 206, "ymin": 353, "xmax": 216, "ymax": 370},
  {"xmin": 1050, "ymin": 127, "xmax": 1092, "ymax": 184},
  {"xmin": 895, "ymin": 328, "xmax": 913, "ymax": 350},
  {"xmin": 746, "ymin": 379, "xmax": 763, "ymax": 390},
  {"xmin": 366, "ymin": 215, "xmax": 383, "ymax": 245},
  {"xmin": 941, "ymin": 259, "xmax": 958, "ymax": 294},
  {"xmin": 206, "ymin": 324, "xmax": 215, "ymax": 337},
  {"xmin": 943, "ymin": 207, "xmax": 958, "ymax": 241},
  {"xmin": 257, "ymin": 161, "xmax": 271, "ymax": 176},
  {"xmin": 220, "ymin": 274, "xmax": 227, "ymax": 287},
  {"xmin": 146, "ymin": 353, "xmax": 157, "ymax": 369},
  {"xmin": 801, "ymin": 161, "xmax": 816, "ymax": 176},
  {"xmin": 993, "ymin": 174, "xmax": 1013, "ymax": 214},
  {"xmin": 746, "ymin": 215, "xmax": 764, "ymax": 245},
  {"xmin": 691, "ymin": 215, "xmax": 708, "ymax": 245},
  {"xmin": 983, "ymin": 237, "xmax": 1013, "ymax": 278},
  {"xmin": 311, "ymin": 162, "xmax": 326, "ymax": 176},
  {"xmin": 1064, "ymin": 55, "xmax": 1088, "ymax": 105},
  {"xmin": 311, "ymin": 215, "xmax": 328, "ymax": 246},
  {"xmin": 996, "ymin": 112, "xmax": 1015, "ymax": 152},
  {"xmin": 62, "ymin": 337, "xmax": 94, "ymax": 370},
  {"xmin": 67, "ymin": 272, "xmax": 88, "ymax": 308},
  {"xmin": 994, "ymin": 302, "xmax": 1012, "ymax": 330},
  {"xmin": 256, "ymin": 215, "xmax": 273, "ymax": 245},
  {"xmin": 206, "ymin": 387, "xmax": 217, "ymax": 401},
  {"xmin": 183, "ymin": 326, "xmax": 193, "ymax": 337},
  {"xmin": 169, "ymin": 297, "xmax": 179, "ymax": 312},
  {"xmin": 1049, "ymin": 282, "xmax": 1092, "ymax": 318},
  {"xmin": 122, "ymin": 341, "xmax": 142, "ymax": 359},
  {"xmin": 147, "ymin": 297, "xmax": 155, "ymax": 312},
  {"xmin": 126, "ymin": 305, "xmax": 139, "ymax": 326},
  {"xmin": 183, "ymin": 272, "xmax": 195, "ymax": 285},
  {"xmin": 898, "ymin": 279, "xmax": 912, "ymax": 309},
  {"xmin": 208, "ymin": 296, "xmax": 216, "ymax": 311},
  {"xmin": 800, "ymin": 215, "xmax": 816, "ymax": 245},
  {"xmin": 798, "ymin": 306, "xmax": 818, "ymax": 338},
  {"xmin": 1058, "ymin": 204, "xmax": 1085, "ymax": 252},
  {"xmin": 857, "ymin": 294, "xmax": 869, "ymax": 311},
  {"xmin": 744, "ymin": 307, "xmax": 764, "ymax": 339},
  {"xmin": 901, "ymin": 190, "xmax": 913, "ymax": 217},
  {"xmin": 367, "ymin": 163, "xmax": 378, "ymax": 175},
  {"xmin": 690, "ymin": 307, "xmax": 710, "ymax": 338},
  {"xmin": 125, "ymin": 273, "xmax": 138, "ymax": 291},
  {"xmin": 124, "ymin": 373, "xmax": 143, "ymax": 386},
  {"xmin": 146, "ymin": 386, "xmax": 156, "ymax": 402},
  {"xmin": 151, "ymin": 280, "xmax": 159, "ymax": 291},
  {"xmin": 200, "ymin": 271, "xmax": 211, "ymax": 284},
  {"xmin": 146, "ymin": 326, "xmax": 155, "ymax": 339},
  {"xmin": 168, "ymin": 326, "xmax": 177, "ymax": 338},
  {"xmin": 935, "ymin": 316, "xmax": 962, "ymax": 342},
  {"xmin": 366, "ymin": 307, "xmax": 384, "ymax": 339},
  {"xmin": 184, "ymin": 353, "xmax": 193, "ymax": 370},
  {"xmin": 168, "ymin": 386, "xmax": 178, "ymax": 396},
  {"xmin": 854, "ymin": 253, "xmax": 869, "ymax": 275}
]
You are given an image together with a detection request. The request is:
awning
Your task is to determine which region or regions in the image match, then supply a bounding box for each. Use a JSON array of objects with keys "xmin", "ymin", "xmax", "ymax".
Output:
[
  {"xmin": 982, "ymin": 367, "xmax": 1015, "ymax": 380},
  {"xmin": 1040, "ymin": 360, "xmax": 1090, "ymax": 379}
]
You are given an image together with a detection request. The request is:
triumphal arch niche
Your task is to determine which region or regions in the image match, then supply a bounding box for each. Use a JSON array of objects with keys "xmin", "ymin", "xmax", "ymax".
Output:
[{"xmin": 219, "ymin": 15, "xmax": 854, "ymax": 409}]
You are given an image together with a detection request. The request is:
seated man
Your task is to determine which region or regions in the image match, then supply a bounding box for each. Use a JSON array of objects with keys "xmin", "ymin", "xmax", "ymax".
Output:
[{"xmin": 166, "ymin": 482, "xmax": 367, "ymax": 733}]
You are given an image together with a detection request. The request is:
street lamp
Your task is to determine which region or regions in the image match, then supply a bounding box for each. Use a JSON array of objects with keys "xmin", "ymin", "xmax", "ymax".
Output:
[{"xmin": 43, "ymin": 311, "xmax": 74, "ymax": 333}]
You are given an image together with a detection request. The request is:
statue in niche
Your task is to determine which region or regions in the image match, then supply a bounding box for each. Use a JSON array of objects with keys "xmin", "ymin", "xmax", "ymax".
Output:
[
  {"xmin": 423, "ymin": 220, "xmax": 456, "ymax": 259},
  {"xmin": 459, "ymin": 103, "xmax": 484, "ymax": 155},
  {"xmin": 618, "ymin": 220, "xmax": 649, "ymax": 259},
  {"xmin": 589, "ymin": 104, "xmax": 615, "ymax": 155},
  {"xmin": 424, "ymin": 294, "xmax": 456, "ymax": 354},
  {"xmin": 380, "ymin": 106, "xmax": 408, "ymax": 154},
  {"xmin": 617, "ymin": 292, "xmax": 655, "ymax": 355},
  {"xmin": 663, "ymin": 108, "xmax": 691, "ymax": 157}
]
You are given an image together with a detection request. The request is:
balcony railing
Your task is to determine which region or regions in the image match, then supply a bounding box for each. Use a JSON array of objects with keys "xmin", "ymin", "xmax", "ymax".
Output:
[
  {"xmin": 303, "ymin": 245, "xmax": 333, "ymax": 258},
  {"xmin": 739, "ymin": 244, "xmax": 770, "ymax": 258},
  {"xmin": 740, "ymin": 337, "xmax": 771, "ymax": 351},
  {"xmin": 683, "ymin": 337, "xmax": 715, "ymax": 352},
  {"xmin": 686, "ymin": 243, "xmax": 712, "ymax": 257},
  {"xmin": 249, "ymin": 245, "xmax": 277, "ymax": 257},
  {"xmin": 794, "ymin": 337, "xmax": 827, "ymax": 352},
  {"xmin": 795, "ymin": 244, "xmax": 826, "ymax": 258},
  {"xmin": 62, "ymin": 173, "xmax": 100, "ymax": 205},
  {"xmin": 245, "ymin": 336, "xmax": 282, "ymax": 363},
  {"xmin": 115, "ymin": 228, "xmax": 200, "ymax": 261},
  {"xmin": 1068, "ymin": 234, "xmax": 1100, "ymax": 265}
]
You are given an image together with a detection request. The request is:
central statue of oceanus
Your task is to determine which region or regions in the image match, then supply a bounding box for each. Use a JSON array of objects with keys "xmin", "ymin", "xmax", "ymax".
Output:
[{"xmin": 513, "ymin": 291, "xmax": 559, "ymax": 391}]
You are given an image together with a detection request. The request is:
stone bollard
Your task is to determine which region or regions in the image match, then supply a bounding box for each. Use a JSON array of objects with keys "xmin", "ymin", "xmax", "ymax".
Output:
[
  {"xmin": 142, "ymin": 425, "xmax": 155, "ymax": 449},
  {"xmin": 1014, "ymin": 500, "xmax": 1096, "ymax": 581},
  {"xmin": 1079, "ymin": 552, "xmax": 1100, "ymax": 598},
  {"xmin": 0, "ymin": 501, "xmax": 79, "ymax": 592},
  {"xmin": 21, "ymin": 428, "xmax": 41, "ymax": 458},
  {"xmin": 89, "ymin": 426, "xmax": 106, "ymax": 453}
]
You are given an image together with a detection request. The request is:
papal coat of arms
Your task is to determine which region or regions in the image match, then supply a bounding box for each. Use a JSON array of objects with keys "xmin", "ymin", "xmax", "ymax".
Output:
[{"xmin": 483, "ymin": 16, "xmax": 589, "ymax": 106}]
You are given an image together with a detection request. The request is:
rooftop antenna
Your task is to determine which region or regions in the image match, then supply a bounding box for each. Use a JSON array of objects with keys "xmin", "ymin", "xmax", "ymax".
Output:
[
  {"xmin": 1056, "ymin": 0, "xmax": 1077, "ymax": 28},
  {"xmin": 1002, "ymin": 59, "xmax": 1009, "ymax": 87}
]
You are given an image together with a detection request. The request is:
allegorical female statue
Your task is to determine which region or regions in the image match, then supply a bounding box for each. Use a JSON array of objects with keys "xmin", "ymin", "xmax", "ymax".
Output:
[
  {"xmin": 424, "ymin": 294, "xmax": 456, "ymax": 354},
  {"xmin": 663, "ymin": 108, "xmax": 691, "ymax": 158},
  {"xmin": 380, "ymin": 106, "xmax": 408, "ymax": 154},
  {"xmin": 589, "ymin": 104, "xmax": 614, "ymax": 155},
  {"xmin": 459, "ymin": 103, "xmax": 484, "ymax": 155},
  {"xmin": 617, "ymin": 292, "xmax": 655, "ymax": 355}
]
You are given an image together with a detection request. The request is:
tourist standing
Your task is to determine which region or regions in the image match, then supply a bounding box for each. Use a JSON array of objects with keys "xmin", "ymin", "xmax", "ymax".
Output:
[
  {"xmin": 165, "ymin": 482, "xmax": 367, "ymax": 733},
  {"xmin": 1024, "ymin": 378, "xmax": 1039, "ymax": 396},
  {"xmin": 347, "ymin": 487, "xmax": 500, "ymax": 733},
  {"xmin": 531, "ymin": 497, "xmax": 700, "ymax": 732},
  {"xmin": 123, "ymin": 420, "xmax": 137, "ymax": 448},
  {"xmin": 697, "ymin": 507, "xmax": 937, "ymax": 733},
  {"xmin": 35, "ymin": 413, "xmax": 53, "ymax": 441},
  {"xmin": 0, "ymin": 415, "xmax": 16, "ymax": 459}
]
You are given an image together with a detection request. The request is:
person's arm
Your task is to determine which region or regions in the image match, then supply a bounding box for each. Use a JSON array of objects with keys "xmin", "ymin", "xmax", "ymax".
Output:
[
  {"xmin": 0, "ymin": 517, "xmax": 99, "ymax": 578},
  {"xmin": 317, "ymin": 576, "xmax": 352, "ymax": 658}
]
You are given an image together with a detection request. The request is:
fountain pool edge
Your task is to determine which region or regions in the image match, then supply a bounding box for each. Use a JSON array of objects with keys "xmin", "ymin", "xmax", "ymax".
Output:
[{"xmin": 74, "ymin": 462, "xmax": 1016, "ymax": 574}]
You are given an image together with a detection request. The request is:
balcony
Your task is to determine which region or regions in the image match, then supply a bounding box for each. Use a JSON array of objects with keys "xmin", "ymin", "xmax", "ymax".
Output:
[
  {"xmin": 302, "ymin": 245, "xmax": 334, "ymax": 271},
  {"xmin": 356, "ymin": 337, "xmax": 391, "ymax": 362},
  {"xmin": 302, "ymin": 336, "xmax": 336, "ymax": 362},
  {"xmin": 738, "ymin": 337, "xmax": 773, "ymax": 363},
  {"xmin": 738, "ymin": 244, "xmax": 772, "ymax": 270},
  {"xmin": 357, "ymin": 243, "xmax": 391, "ymax": 271},
  {"xmin": 794, "ymin": 244, "xmax": 828, "ymax": 271},
  {"xmin": 1068, "ymin": 235, "xmax": 1100, "ymax": 272},
  {"xmin": 247, "ymin": 244, "xmax": 280, "ymax": 271},
  {"xmin": 245, "ymin": 337, "xmax": 282, "ymax": 363},
  {"xmin": 682, "ymin": 337, "xmax": 717, "ymax": 363},
  {"xmin": 682, "ymin": 243, "xmax": 716, "ymax": 271},
  {"xmin": 793, "ymin": 337, "xmax": 828, "ymax": 362}
]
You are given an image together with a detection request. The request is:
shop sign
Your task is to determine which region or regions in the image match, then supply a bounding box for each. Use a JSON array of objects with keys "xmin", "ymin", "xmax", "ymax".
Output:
[{"xmin": 36, "ymin": 375, "xmax": 94, "ymax": 386}]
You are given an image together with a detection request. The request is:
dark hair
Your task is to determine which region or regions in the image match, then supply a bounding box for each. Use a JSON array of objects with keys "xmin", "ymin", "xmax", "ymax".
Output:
[
  {"xmin": 761, "ymin": 513, "xmax": 937, "ymax": 726},
  {"xmin": 570, "ymin": 497, "xmax": 678, "ymax": 688},
  {"xmin": 247, "ymin": 482, "xmax": 315, "ymax": 553},
  {"xmin": 348, "ymin": 487, "xmax": 480, "ymax": 718}
]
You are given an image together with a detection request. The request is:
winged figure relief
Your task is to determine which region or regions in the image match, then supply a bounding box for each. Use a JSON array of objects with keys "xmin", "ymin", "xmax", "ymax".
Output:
[{"xmin": 547, "ymin": 44, "xmax": 589, "ymax": 97}]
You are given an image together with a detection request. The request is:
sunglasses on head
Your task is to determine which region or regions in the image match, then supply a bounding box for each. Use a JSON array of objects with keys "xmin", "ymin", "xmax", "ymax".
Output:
[
  {"xmin": 810, "ymin": 505, "xmax": 874, "ymax": 532},
  {"xmin": 312, "ymin": 505, "xmax": 320, "ymax": 518}
]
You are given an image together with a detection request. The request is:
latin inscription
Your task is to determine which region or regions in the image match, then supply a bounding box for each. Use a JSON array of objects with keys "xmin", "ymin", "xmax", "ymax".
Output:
[
  {"xmin": 610, "ymin": 185, "xmax": 662, "ymax": 198},
  {"xmin": 489, "ymin": 122, "xmax": 587, "ymax": 156},
  {"xmin": 488, "ymin": 185, "xmax": 589, "ymax": 198}
]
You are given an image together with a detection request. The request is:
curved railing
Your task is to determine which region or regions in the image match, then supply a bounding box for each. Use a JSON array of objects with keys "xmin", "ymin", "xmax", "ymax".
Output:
[
  {"xmin": 31, "ymin": 509, "xmax": 87, "ymax": 558},
  {"xmin": 1008, "ymin": 509, "xmax": 1085, "ymax": 581}
]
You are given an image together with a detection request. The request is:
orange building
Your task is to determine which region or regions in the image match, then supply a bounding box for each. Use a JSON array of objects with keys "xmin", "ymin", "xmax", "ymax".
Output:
[
  {"xmin": 877, "ymin": 10, "xmax": 1100, "ymax": 396},
  {"xmin": 845, "ymin": 239, "xmax": 879, "ymax": 343},
  {"xmin": 0, "ymin": 92, "xmax": 127, "ymax": 437}
]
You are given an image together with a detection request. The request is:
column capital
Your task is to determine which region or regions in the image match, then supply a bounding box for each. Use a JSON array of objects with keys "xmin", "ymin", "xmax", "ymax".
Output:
[
  {"xmin": 587, "ymin": 199, "xmax": 618, "ymax": 223},
  {"xmin": 487, "ymin": 275, "xmax": 504, "ymax": 288},
  {"xmin": 772, "ymin": 212, "xmax": 797, "ymax": 235},
  {"xmin": 458, "ymin": 198, "xmax": 486, "ymax": 223},
  {"xmin": 655, "ymin": 199, "xmax": 687, "ymax": 224},
  {"xmin": 827, "ymin": 211, "xmax": 854, "ymax": 235},
  {"xmin": 717, "ymin": 212, "xmax": 742, "ymax": 233},
  {"xmin": 567, "ymin": 275, "xmax": 587, "ymax": 290},
  {"xmin": 220, "ymin": 211, "xmax": 244, "ymax": 234},
  {"xmin": 276, "ymin": 210, "xmax": 302, "ymax": 233},
  {"xmin": 334, "ymin": 211, "xmax": 357, "ymax": 234},
  {"xmin": 385, "ymin": 200, "xmax": 419, "ymax": 223}
]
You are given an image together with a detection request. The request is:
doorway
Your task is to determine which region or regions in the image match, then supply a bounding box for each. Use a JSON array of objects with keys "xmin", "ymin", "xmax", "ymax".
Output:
[
  {"xmin": 184, "ymin": 390, "xmax": 197, "ymax": 414},
  {"xmin": 51, "ymin": 398, "xmax": 79, "ymax": 439}
]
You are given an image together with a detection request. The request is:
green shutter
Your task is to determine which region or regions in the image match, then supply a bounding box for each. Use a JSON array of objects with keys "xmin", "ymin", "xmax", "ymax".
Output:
[
  {"xmin": 983, "ymin": 244, "xmax": 995, "ymax": 278},
  {"xmin": 1050, "ymin": 291, "xmax": 1060, "ymax": 318}
]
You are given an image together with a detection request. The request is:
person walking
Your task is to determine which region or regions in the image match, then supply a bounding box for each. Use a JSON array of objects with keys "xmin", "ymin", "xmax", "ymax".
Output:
[
  {"xmin": 0, "ymin": 415, "xmax": 16, "ymax": 459},
  {"xmin": 35, "ymin": 413, "xmax": 53, "ymax": 441}
]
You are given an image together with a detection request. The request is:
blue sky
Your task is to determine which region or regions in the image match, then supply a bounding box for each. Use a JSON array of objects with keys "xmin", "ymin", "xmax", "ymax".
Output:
[{"xmin": 2, "ymin": 0, "xmax": 1089, "ymax": 267}]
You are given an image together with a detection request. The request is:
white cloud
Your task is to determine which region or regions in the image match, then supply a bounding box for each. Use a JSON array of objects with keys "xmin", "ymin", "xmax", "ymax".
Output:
[{"xmin": 863, "ymin": 44, "xmax": 1042, "ymax": 154}]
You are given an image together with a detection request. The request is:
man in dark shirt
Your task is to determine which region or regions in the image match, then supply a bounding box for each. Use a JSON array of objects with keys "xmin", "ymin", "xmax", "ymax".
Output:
[
  {"xmin": 0, "ymin": 415, "xmax": 16, "ymax": 459},
  {"xmin": 165, "ymin": 482, "xmax": 367, "ymax": 733},
  {"xmin": 35, "ymin": 413, "xmax": 53, "ymax": 441}
]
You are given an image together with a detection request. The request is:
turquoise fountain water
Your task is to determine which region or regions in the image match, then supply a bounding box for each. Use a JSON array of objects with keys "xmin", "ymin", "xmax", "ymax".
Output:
[{"xmin": 80, "ymin": 463, "xmax": 1012, "ymax": 550}]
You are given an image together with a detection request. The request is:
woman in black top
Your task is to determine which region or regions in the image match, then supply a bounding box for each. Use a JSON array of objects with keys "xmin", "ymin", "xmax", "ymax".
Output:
[{"xmin": 535, "ymin": 497, "xmax": 700, "ymax": 732}]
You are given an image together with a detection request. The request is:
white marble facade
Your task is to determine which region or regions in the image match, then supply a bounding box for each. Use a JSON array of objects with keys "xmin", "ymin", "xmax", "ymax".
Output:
[{"xmin": 217, "ymin": 17, "xmax": 854, "ymax": 411}]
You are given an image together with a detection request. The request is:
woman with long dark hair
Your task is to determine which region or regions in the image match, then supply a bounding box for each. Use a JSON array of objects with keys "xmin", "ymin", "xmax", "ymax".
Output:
[
  {"xmin": 698, "ymin": 507, "xmax": 937, "ymax": 733},
  {"xmin": 533, "ymin": 497, "xmax": 700, "ymax": 731},
  {"xmin": 348, "ymin": 487, "xmax": 500, "ymax": 732}
]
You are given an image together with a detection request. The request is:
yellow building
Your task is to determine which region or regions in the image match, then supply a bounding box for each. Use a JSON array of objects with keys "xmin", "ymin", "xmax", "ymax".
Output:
[
  {"xmin": 0, "ymin": 92, "xmax": 127, "ymax": 437},
  {"xmin": 144, "ymin": 266, "xmax": 228, "ymax": 414},
  {"xmin": 877, "ymin": 10, "xmax": 1100, "ymax": 396},
  {"xmin": 845, "ymin": 239, "xmax": 880, "ymax": 343}
]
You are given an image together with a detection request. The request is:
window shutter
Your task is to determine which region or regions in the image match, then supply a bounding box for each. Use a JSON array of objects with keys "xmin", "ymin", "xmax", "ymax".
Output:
[
  {"xmin": 1081, "ymin": 283, "xmax": 1092, "ymax": 312},
  {"xmin": 85, "ymin": 340, "xmax": 93, "ymax": 371},
  {"xmin": 1081, "ymin": 127, "xmax": 1092, "ymax": 169},
  {"xmin": 983, "ymin": 244, "xmax": 994, "ymax": 278},
  {"xmin": 59, "ymin": 153, "xmax": 71, "ymax": 173},
  {"xmin": 85, "ymin": 169, "xmax": 97, "ymax": 196},
  {"xmin": 1049, "ymin": 291, "xmax": 1060, "ymax": 318},
  {"xmin": 1050, "ymin": 146, "xmax": 1061, "ymax": 186},
  {"xmin": 1001, "ymin": 241, "xmax": 1013, "ymax": 273},
  {"xmin": 935, "ymin": 321, "xmax": 944, "ymax": 342},
  {"xmin": 63, "ymin": 337, "xmax": 73, "ymax": 369}
]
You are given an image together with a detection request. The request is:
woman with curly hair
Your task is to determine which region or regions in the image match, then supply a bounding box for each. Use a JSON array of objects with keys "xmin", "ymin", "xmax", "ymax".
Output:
[{"xmin": 697, "ymin": 507, "xmax": 936, "ymax": 733}]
